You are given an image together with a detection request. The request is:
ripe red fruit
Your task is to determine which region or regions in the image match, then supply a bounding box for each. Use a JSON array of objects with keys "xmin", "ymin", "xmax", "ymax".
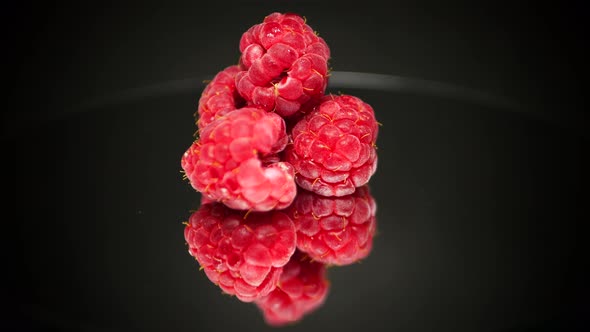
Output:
[
  {"xmin": 286, "ymin": 186, "xmax": 377, "ymax": 266},
  {"xmin": 196, "ymin": 65, "xmax": 245, "ymax": 130},
  {"xmin": 255, "ymin": 250, "xmax": 329, "ymax": 326},
  {"xmin": 181, "ymin": 107, "xmax": 296, "ymax": 211},
  {"xmin": 184, "ymin": 203, "xmax": 297, "ymax": 302},
  {"xmin": 236, "ymin": 12, "xmax": 331, "ymax": 117},
  {"xmin": 285, "ymin": 94, "xmax": 379, "ymax": 197}
]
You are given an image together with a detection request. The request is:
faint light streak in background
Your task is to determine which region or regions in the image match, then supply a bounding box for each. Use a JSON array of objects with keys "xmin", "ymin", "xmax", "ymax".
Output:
[{"xmin": 72, "ymin": 71, "xmax": 521, "ymax": 112}]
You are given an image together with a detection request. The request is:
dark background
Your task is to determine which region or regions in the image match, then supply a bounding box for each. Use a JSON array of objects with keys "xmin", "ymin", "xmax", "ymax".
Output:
[{"xmin": 3, "ymin": 1, "xmax": 587, "ymax": 331}]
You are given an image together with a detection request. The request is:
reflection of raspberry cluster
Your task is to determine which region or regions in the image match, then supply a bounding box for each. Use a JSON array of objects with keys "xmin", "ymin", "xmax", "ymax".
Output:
[{"xmin": 182, "ymin": 12, "xmax": 379, "ymax": 326}]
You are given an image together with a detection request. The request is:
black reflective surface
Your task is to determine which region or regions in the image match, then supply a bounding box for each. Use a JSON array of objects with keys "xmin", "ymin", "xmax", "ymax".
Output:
[{"xmin": 4, "ymin": 1, "xmax": 587, "ymax": 332}]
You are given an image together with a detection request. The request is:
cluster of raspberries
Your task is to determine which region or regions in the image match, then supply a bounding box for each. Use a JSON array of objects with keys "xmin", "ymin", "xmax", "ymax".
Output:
[{"xmin": 181, "ymin": 12, "xmax": 379, "ymax": 326}]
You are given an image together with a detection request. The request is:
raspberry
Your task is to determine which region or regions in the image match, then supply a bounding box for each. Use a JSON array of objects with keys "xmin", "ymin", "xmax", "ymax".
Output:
[
  {"xmin": 196, "ymin": 65, "xmax": 245, "ymax": 130},
  {"xmin": 236, "ymin": 12, "xmax": 331, "ymax": 117},
  {"xmin": 181, "ymin": 107, "xmax": 296, "ymax": 211},
  {"xmin": 184, "ymin": 202, "xmax": 297, "ymax": 302},
  {"xmin": 285, "ymin": 94, "xmax": 379, "ymax": 197},
  {"xmin": 286, "ymin": 186, "xmax": 377, "ymax": 266},
  {"xmin": 255, "ymin": 250, "xmax": 329, "ymax": 326}
]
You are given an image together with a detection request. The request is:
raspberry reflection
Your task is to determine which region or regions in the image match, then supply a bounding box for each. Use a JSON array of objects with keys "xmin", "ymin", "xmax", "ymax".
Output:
[
  {"xmin": 184, "ymin": 203, "xmax": 297, "ymax": 302},
  {"xmin": 286, "ymin": 185, "xmax": 377, "ymax": 266},
  {"xmin": 183, "ymin": 185, "xmax": 377, "ymax": 325},
  {"xmin": 255, "ymin": 250, "xmax": 329, "ymax": 326}
]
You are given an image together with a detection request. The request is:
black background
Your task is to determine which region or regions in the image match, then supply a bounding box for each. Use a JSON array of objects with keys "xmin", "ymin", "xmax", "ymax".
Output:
[{"xmin": 3, "ymin": 1, "xmax": 588, "ymax": 331}]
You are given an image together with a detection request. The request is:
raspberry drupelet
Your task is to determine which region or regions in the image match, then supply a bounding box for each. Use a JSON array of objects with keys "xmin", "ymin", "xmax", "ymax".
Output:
[
  {"xmin": 286, "ymin": 186, "xmax": 377, "ymax": 266},
  {"xmin": 182, "ymin": 107, "xmax": 296, "ymax": 211},
  {"xmin": 184, "ymin": 203, "xmax": 297, "ymax": 302},
  {"xmin": 255, "ymin": 250, "xmax": 329, "ymax": 326},
  {"xmin": 236, "ymin": 12, "xmax": 331, "ymax": 117},
  {"xmin": 285, "ymin": 94, "xmax": 379, "ymax": 197}
]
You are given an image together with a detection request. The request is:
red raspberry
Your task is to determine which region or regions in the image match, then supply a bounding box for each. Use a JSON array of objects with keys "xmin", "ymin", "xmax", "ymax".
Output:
[
  {"xmin": 196, "ymin": 65, "xmax": 245, "ymax": 130},
  {"xmin": 255, "ymin": 250, "xmax": 329, "ymax": 326},
  {"xmin": 286, "ymin": 186, "xmax": 377, "ymax": 266},
  {"xmin": 184, "ymin": 202, "xmax": 297, "ymax": 302},
  {"xmin": 181, "ymin": 107, "xmax": 296, "ymax": 211},
  {"xmin": 236, "ymin": 12, "xmax": 331, "ymax": 117},
  {"xmin": 285, "ymin": 94, "xmax": 379, "ymax": 197}
]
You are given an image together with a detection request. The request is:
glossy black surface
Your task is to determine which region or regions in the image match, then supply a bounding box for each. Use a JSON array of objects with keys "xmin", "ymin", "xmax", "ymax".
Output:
[{"xmin": 4, "ymin": 1, "xmax": 587, "ymax": 331}]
